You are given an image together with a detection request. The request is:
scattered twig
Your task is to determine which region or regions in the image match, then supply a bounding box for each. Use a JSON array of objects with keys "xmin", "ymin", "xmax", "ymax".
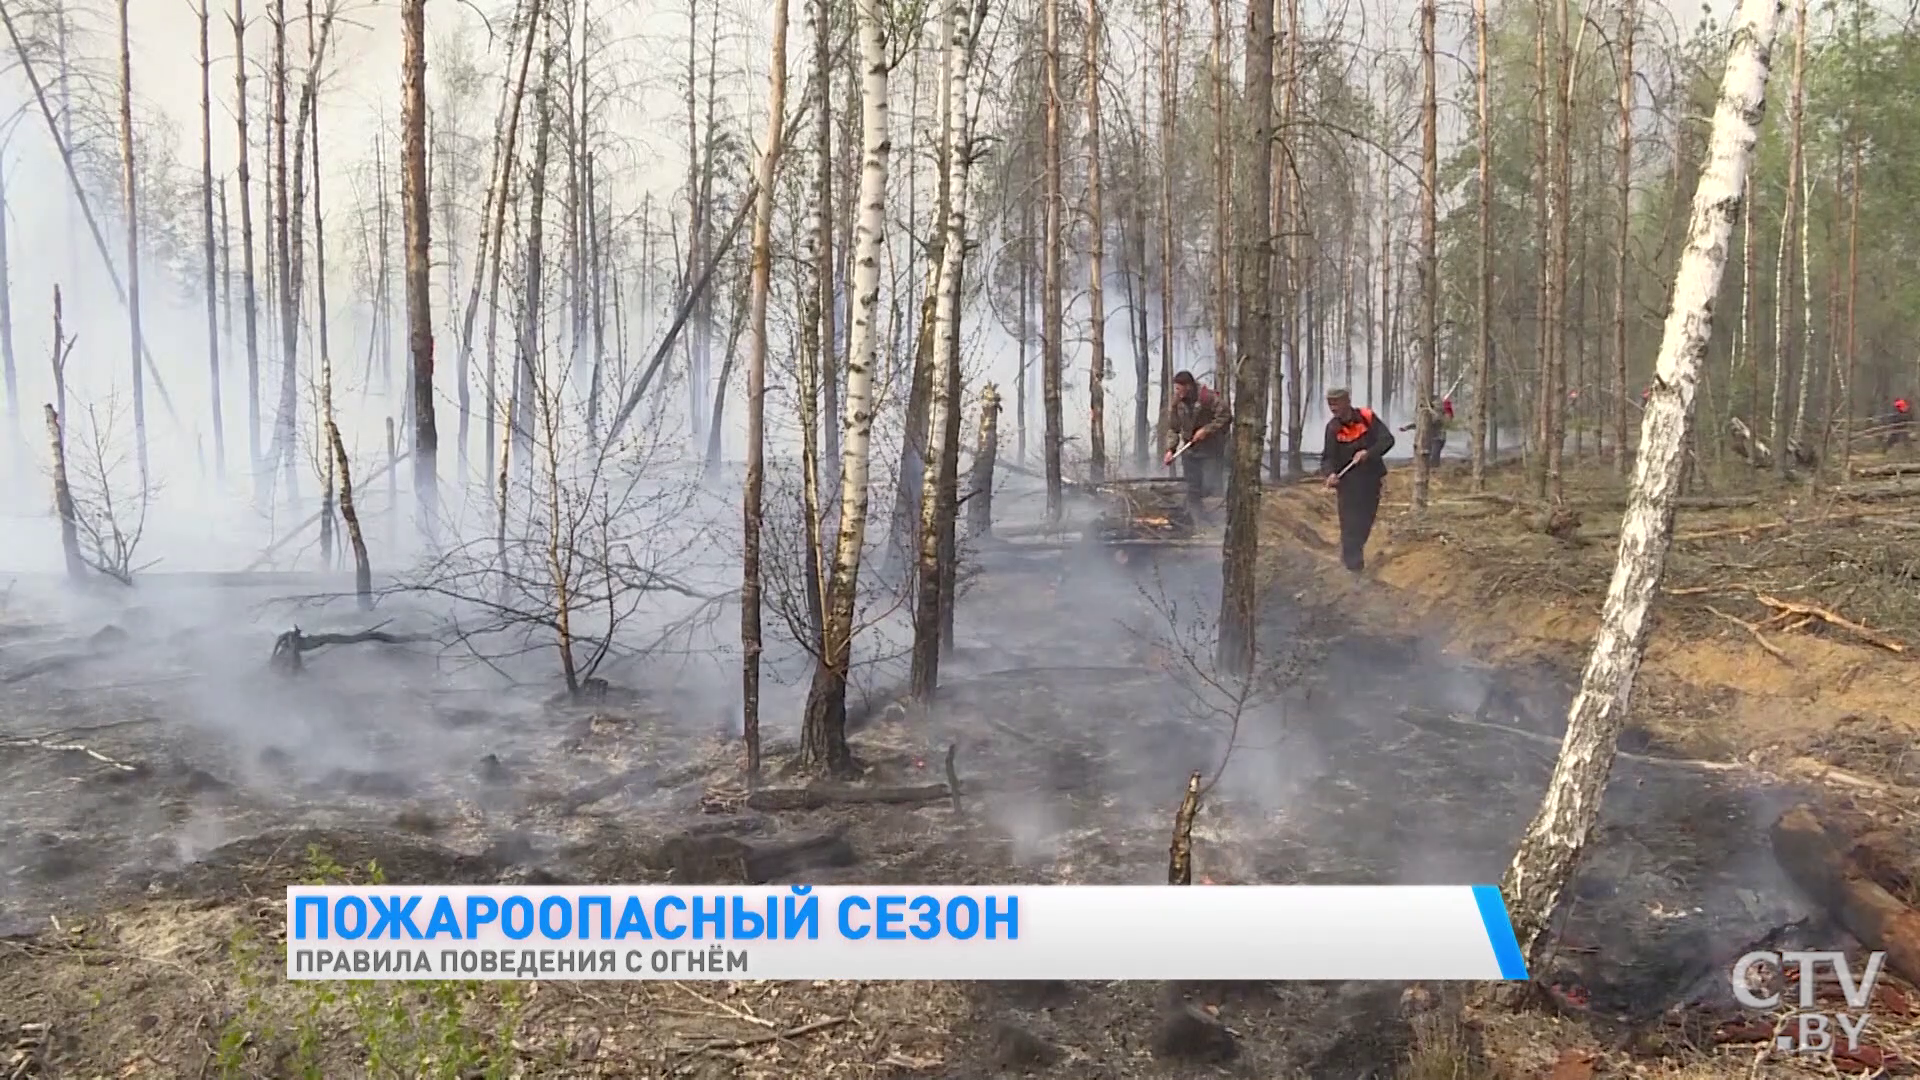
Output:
[
  {"xmin": 671, "ymin": 982, "xmax": 776, "ymax": 1029},
  {"xmin": 673, "ymin": 1014, "xmax": 850, "ymax": 1058},
  {"xmin": 1707, "ymin": 606, "xmax": 1795, "ymax": 666},
  {"xmin": 0, "ymin": 735, "xmax": 140, "ymax": 772},
  {"xmin": 1755, "ymin": 594, "xmax": 1907, "ymax": 654}
]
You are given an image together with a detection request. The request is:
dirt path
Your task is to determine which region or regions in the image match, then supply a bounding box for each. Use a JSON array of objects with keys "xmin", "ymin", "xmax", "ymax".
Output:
[{"xmin": 1261, "ymin": 462, "xmax": 1920, "ymax": 788}]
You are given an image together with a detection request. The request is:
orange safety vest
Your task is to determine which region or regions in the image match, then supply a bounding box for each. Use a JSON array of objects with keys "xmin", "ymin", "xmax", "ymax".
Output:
[{"xmin": 1335, "ymin": 407, "xmax": 1378, "ymax": 445}]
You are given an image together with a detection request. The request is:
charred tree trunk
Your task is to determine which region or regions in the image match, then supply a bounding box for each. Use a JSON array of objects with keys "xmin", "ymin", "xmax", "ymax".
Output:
[
  {"xmin": 199, "ymin": 0, "xmax": 224, "ymax": 479},
  {"xmin": 1612, "ymin": 0, "xmax": 1635, "ymax": 474},
  {"xmin": 0, "ymin": 168, "xmax": 15, "ymax": 461},
  {"xmin": 402, "ymin": 0, "xmax": 437, "ymax": 540},
  {"xmin": 232, "ymin": 0, "xmax": 262, "ymax": 486},
  {"xmin": 742, "ymin": 0, "xmax": 790, "ymax": 785},
  {"xmin": 1410, "ymin": 0, "xmax": 1438, "ymax": 513},
  {"xmin": 912, "ymin": 0, "xmax": 981, "ymax": 701},
  {"xmin": 1217, "ymin": 0, "xmax": 1275, "ymax": 676},
  {"xmin": 1041, "ymin": 0, "xmax": 1065, "ymax": 520},
  {"xmin": 516, "ymin": 36, "xmax": 558, "ymax": 477},
  {"xmin": 269, "ymin": 0, "xmax": 296, "ymax": 505},
  {"xmin": 1207, "ymin": 0, "xmax": 1228, "ymax": 401},
  {"xmin": 795, "ymin": 0, "xmax": 833, "ymax": 652},
  {"xmin": 1083, "ymin": 0, "xmax": 1108, "ymax": 484},
  {"xmin": 969, "ymin": 384, "xmax": 1000, "ymax": 536},
  {"xmin": 1471, "ymin": 0, "xmax": 1493, "ymax": 489},
  {"xmin": 1501, "ymin": 0, "xmax": 1782, "ymax": 968},
  {"xmin": 458, "ymin": 0, "xmax": 541, "ymax": 482},
  {"xmin": 116, "ymin": 0, "xmax": 148, "ymax": 493},
  {"xmin": 1156, "ymin": 0, "xmax": 1179, "ymax": 461}
]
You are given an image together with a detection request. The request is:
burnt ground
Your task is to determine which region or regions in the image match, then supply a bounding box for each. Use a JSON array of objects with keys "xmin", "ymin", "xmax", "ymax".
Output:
[{"xmin": 0, "ymin": 475, "xmax": 1866, "ymax": 1079}]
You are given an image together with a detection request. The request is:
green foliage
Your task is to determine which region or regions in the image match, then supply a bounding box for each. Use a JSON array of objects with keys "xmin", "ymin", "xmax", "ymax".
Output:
[{"xmin": 211, "ymin": 846, "xmax": 523, "ymax": 1079}]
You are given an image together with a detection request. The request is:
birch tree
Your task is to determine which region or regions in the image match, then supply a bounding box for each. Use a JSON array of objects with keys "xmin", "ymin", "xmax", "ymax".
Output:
[
  {"xmin": 800, "ymin": 0, "xmax": 890, "ymax": 776},
  {"xmin": 1499, "ymin": 0, "xmax": 1784, "ymax": 966},
  {"xmin": 911, "ymin": 0, "xmax": 983, "ymax": 700}
]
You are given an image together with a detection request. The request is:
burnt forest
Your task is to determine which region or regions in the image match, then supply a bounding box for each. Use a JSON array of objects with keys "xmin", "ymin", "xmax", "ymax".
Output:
[{"xmin": 2, "ymin": 0, "xmax": 1919, "ymax": 1073}]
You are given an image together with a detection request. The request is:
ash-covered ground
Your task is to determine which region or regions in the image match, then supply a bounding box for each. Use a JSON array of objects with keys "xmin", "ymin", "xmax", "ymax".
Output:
[{"xmin": 0, "ymin": 475, "xmax": 1821, "ymax": 1076}]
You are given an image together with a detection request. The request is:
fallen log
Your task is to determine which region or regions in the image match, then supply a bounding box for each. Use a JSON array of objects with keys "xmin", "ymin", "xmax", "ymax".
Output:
[
  {"xmin": 1837, "ymin": 479, "xmax": 1920, "ymax": 502},
  {"xmin": 1852, "ymin": 462, "xmax": 1920, "ymax": 480},
  {"xmin": 269, "ymin": 625, "xmax": 438, "ymax": 674},
  {"xmin": 1852, "ymin": 830, "xmax": 1920, "ymax": 900},
  {"xmin": 744, "ymin": 783, "xmax": 952, "ymax": 812},
  {"xmin": 1769, "ymin": 804, "xmax": 1920, "ymax": 988},
  {"xmin": 660, "ymin": 829, "xmax": 856, "ymax": 884}
]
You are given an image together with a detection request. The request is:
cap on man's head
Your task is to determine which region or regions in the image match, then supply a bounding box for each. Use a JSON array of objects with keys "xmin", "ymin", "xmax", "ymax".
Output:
[
  {"xmin": 1326, "ymin": 387, "xmax": 1351, "ymax": 402},
  {"xmin": 1173, "ymin": 370, "xmax": 1197, "ymax": 387}
]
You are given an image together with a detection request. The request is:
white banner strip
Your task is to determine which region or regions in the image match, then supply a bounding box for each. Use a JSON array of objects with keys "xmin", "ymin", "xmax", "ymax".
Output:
[{"xmin": 285, "ymin": 884, "xmax": 1530, "ymax": 981}]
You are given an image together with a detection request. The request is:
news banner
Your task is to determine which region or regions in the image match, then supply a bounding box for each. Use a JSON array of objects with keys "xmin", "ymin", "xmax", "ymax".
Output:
[{"xmin": 286, "ymin": 884, "xmax": 1530, "ymax": 981}]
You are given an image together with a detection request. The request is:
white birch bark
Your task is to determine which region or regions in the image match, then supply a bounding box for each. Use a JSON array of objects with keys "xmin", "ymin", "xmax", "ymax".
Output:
[
  {"xmin": 911, "ymin": 0, "xmax": 980, "ymax": 699},
  {"xmin": 801, "ymin": 0, "xmax": 890, "ymax": 773},
  {"xmin": 1500, "ymin": 0, "xmax": 1784, "ymax": 964}
]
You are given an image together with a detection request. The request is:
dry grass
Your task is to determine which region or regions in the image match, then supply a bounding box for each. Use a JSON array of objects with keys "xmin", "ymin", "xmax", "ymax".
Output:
[{"xmin": 1399, "ymin": 1007, "xmax": 1496, "ymax": 1080}]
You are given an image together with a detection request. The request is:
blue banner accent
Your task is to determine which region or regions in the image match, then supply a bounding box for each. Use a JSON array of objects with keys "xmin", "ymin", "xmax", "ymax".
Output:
[{"xmin": 1471, "ymin": 885, "xmax": 1529, "ymax": 980}]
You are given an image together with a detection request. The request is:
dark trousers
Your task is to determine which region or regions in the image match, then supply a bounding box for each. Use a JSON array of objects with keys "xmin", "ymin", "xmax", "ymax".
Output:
[
  {"xmin": 1424, "ymin": 434, "xmax": 1446, "ymax": 467},
  {"xmin": 1336, "ymin": 472, "xmax": 1382, "ymax": 571},
  {"xmin": 1183, "ymin": 453, "xmax": 1224, "ymax": 507}
]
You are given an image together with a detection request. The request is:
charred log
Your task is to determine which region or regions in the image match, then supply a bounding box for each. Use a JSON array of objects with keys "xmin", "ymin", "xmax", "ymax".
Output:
[
  {"xmin": 744, "ymin": 783, "xmax": 952, "ymax": 812},
  {"xmin": 1770, "ymin": 804, "xmax": 1920, "ymax": 988},
  {"xmin": 269, "ymin": 625, "xmax": 434, "ymax": 674},
  {"xmin": 660, "ymin": 829, "xmax": 856, "ymax": 884}
]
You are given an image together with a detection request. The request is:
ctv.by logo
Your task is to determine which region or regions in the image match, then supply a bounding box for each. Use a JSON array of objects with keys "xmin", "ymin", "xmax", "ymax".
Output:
[{"xmin": 1731, "ymin": 949, "xmax": 1887, "ymax": 1054}]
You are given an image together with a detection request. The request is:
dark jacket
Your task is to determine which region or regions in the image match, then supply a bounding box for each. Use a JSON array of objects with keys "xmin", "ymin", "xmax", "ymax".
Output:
[
  {"xmin": 1320, "ymin": 406, "xmax": 1395, "ymax": 479},
  {"xmin": 1169, "ymin": 387, "xmax": 1230, "ymax": 458}
]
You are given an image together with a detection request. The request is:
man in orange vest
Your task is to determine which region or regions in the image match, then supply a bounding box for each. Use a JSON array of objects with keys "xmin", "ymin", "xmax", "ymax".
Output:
[
  {"xmin": 1891, "ymin": 398, "xmax": 1913, "ymax": 450},
  {"xmin": 1320, "ymin": 388, "xmax": 1396, "ymax": 573}
]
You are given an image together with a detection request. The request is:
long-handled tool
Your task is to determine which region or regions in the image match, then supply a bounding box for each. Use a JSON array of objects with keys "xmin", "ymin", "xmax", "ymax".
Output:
[{"xmin": 1165, "ymin": 439, "xmax": 1194, "ymax": 467}]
